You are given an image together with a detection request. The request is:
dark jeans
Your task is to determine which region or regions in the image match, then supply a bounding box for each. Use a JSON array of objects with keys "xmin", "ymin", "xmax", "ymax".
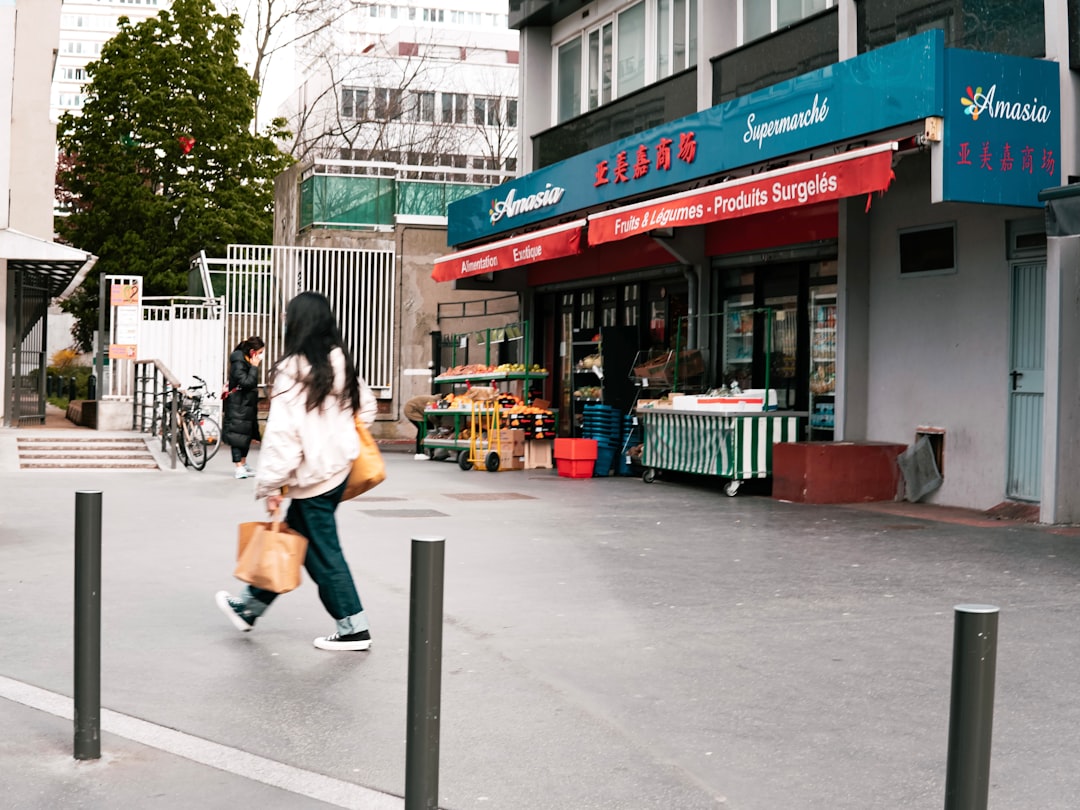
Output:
[
  {"xmin": 246, "ymin": 478, "xmax": 366, "ymax": 631},
  {"xmin": 412, "ymin": 419, "xmax": 425, "ymax": 453},
  {"xmin": 231, "ymin": 441, "xmax": 251, "ymax": 464}
]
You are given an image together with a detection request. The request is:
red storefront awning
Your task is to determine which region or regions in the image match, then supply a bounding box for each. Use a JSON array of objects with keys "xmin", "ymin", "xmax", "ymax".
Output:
[
  {"xmin": 587, "ymin": 142, "xmax": 897, "ymax": 246},
  {"xmin": 432, "ymin": 219, "xmax": 586, "ymax": 282}
]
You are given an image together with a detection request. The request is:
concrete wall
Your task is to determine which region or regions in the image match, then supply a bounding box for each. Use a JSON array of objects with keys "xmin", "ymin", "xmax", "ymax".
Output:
[{"xmin": 863, "ymin": 151, "xmax": 1035, "ymax": 510}]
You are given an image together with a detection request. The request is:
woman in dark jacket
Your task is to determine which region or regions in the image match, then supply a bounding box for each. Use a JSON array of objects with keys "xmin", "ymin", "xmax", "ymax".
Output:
[{"xmin": 223, "ymin": 336, "xmax": 264, "ymax": 479}]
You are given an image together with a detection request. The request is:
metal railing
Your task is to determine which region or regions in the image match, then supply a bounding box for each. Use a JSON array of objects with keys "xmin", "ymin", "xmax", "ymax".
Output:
[{"xmin": 133, "ymin": 359, "xmax": 183, "ymax": 469}]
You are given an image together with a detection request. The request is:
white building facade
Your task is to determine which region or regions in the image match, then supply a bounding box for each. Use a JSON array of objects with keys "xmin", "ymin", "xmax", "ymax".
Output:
[
  {"xmin": 3, "ymin": 0, "xmax": 94, "ymax": 426},
  {"xmin": 436, "ymin": 0, "xmax": 1080, "ymax": 521},
  {"xmin": 282, "ymin": 0, "xmax": 520, "ymax": 178},
  {"xmin": 52, "ymin": 0, "xmax": 168, "ymax": 122}
]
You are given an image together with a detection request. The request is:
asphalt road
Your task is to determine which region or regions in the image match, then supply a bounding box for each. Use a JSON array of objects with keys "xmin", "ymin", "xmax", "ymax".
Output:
[{"xmin": 1, "ymin": 431, "xmax": 1079, "ymax": 809}]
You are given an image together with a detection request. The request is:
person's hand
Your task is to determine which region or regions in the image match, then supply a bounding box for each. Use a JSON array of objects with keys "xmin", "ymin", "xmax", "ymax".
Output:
[
  {"xmin": 266, "ymin": 493, "xmax": 284, "ymax": 515},
  {"xmin": 249, "ymin": 349, "xmax": 263, "ymax": 367}
]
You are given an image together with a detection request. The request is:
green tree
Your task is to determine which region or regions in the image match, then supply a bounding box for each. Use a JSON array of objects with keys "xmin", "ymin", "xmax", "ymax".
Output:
[{"xmin": 56, "ymin": 0, "xmax": 291, "ymax": 350}]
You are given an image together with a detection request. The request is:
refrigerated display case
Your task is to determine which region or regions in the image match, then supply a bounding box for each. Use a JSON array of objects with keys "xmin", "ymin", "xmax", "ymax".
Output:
[
  {"xmin": 809, "ymin": 289, "xmax": 836, "ymax": 438},
  {"xmin": 722, "ymin": 296, "xmax": 754, "ymax": 390}
]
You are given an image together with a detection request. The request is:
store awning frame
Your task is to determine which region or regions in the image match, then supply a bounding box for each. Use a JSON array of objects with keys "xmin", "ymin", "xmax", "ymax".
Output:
[
  {"xmin": 432, "ymin": 218, "xmax": 586, "ymax": 283},
  {"xmin": 587, "ymin": 142, "xmax": 898, "ymax": 246}
]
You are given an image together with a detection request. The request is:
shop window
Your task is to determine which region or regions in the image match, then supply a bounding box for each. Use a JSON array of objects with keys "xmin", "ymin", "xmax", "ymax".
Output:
[
  {"xmin": 601, "ymin": 287, "xmax": 618, "ymax": 327},
  {"xmin": 623, "ymin": 284, "xmax": 640, "ymax": 327},
  {"xmin": 899, "ymin": 224, "xmax": 956, "ymax": 276}
]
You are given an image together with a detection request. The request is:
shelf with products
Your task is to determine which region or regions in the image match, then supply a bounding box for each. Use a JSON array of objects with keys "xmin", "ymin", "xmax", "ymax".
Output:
[
  {"xmin": 426, "ymin": 320, "xmax": 557, "ymax": 469},
  {"xmin": 565, "ymin": 326, "xmax": 637, "ymax": 437},
  {"xmin": 809, "ymin": 289, "xmax": 837, "ymax": 438},
  {"xmin": 723, "ymin": 298, "xmax": 755, "ymax": 370}
]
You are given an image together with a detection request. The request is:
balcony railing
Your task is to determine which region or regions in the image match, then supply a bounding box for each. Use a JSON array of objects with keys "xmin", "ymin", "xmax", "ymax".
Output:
[{"xmin": 298, "ymin": 160, "xmax": 516, "ymax": 231}]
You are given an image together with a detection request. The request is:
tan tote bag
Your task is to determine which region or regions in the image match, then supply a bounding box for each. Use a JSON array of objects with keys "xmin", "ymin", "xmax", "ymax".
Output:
[
  {"xmin": 234, "ymin": 519, "xmax": 308, "ymax": 593},
  {"xmin": 342, "ymin": 417, "xmax": 386, "ymax": 501}
]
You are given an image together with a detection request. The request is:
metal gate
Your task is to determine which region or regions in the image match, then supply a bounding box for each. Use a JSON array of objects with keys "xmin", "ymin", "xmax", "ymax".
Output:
[
  {"xmin": 207, "ymin": 245, "xmax": 396, "ymax": 398},
  {"xmin": 8, "ymin": 269, "xmax": 51, "ymax": 426},
  {"xmin": 140, "ymin": 297, "xmax": 226, "ymax": 393},
  {"xmin": 1006, "ymin": 260, "xmax": 1046, "ymax": 501}
]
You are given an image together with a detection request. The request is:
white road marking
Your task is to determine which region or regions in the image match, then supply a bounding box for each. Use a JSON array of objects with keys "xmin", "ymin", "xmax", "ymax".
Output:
[{"xmin": 0, "ymin": 674, "xmax": 403, "ymax": 809}]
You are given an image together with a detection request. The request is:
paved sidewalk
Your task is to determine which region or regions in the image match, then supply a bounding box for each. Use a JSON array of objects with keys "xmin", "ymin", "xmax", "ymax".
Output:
[{"xmin": 2, "ymin": 428, "xmax": 1079, "ymax": 809}]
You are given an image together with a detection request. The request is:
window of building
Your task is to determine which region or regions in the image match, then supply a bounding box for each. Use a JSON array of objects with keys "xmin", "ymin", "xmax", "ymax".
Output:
[
  {"xmin": 739, "ymin": 0, "xmax": 835, "ymax": 45},
  {"xmin": 441, "ymin": 92, "xmax": 468, "ymax": 123},
  {"xmin": 341, "ymin": 87, "xmax": 368, "ymax": 119},
  {"xmin": 656, "ymin": 0, "xmax": 698, "ymax": 78},
  {"xmin": 373, "ymin": 87, "xmax": 403, "ymax": 119},
  {"xmin": 557, "ymin": 37, "xmax": 582, "ymax": 123},
  {"xmin": 474, "ymin": 96, "xmax": 500, "ymax": 126},
  {"xmin": 617, "ymin": 2, "xmax": 646, "ymax": 97},
  {"xmin": 556, "ymin": 0, "xmax": 695, "ymax": 121},
  {"xmin": 472, "ymin": 156, "xmax": 499, "ymax": 184},
  {"xmin": 506, "ymin": 98, "xmax": 518, "ymax": 128},
  {"xmin": 898, "ymin": 224, "xmax": 956, "ymax": 276},
  {"xmin": 413, "ymin": 91, "xmax": 435, "ymax": 122},
  {"xmin": 587, "ymin": 21, "xmax": 613, "ymax": 110}
]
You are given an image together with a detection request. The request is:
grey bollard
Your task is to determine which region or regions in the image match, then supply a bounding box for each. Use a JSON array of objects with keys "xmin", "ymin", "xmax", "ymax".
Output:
[
  {"xmin": 944, "ymin": 604, "xmax": 999, "ymax": 810},
  {"xmin": 74, "ymin": 491, "xmax": 103, "ymax": 760},
  {"xmin": 405, "ymin": 536, "xmax": 445, "ymax": 810}
]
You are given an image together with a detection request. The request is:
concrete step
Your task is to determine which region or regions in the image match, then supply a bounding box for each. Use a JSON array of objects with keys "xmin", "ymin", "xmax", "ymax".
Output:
[{"xmin": 17, "ymin": 436, "xmax": 159, "ymax": 470}]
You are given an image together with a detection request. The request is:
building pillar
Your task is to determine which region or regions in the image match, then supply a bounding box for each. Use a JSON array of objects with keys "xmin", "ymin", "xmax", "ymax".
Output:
[
  {"xmin": 1042, "ymin": 234, "xmax": 1080, "ymax": 523},
  {"xmin": 519, "ymin": 26, "xmax": 552, "ymax": 172},
  {"xmin": 836, "ymin": 197, "xmax": 870, "ymax": 441}
]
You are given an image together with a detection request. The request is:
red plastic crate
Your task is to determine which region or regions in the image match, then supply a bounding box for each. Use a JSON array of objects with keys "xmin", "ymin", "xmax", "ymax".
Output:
[
  {"xmin": 553, "ymin": 438, "xmax": 598, "ymax": 460},
  {"xmin": 556, "ymin": 458, "xmax": 596, "ymax": 478}
]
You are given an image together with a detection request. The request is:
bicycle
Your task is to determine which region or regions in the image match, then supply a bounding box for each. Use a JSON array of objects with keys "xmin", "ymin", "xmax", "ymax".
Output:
[
  {"xmin": 185, "ymin": 376, "xmax": 222, "ymax": 462},
  {"xmin": 158, "ymin": 379, "xmax": 218, "ymax": 471}
]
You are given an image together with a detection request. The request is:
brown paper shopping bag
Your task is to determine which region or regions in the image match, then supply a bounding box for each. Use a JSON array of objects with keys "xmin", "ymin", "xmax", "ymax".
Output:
[
  {"xmin": 342, "ymin": 417, "xmax": 386, "ymax": 501},
  {"xmin": 234, "ymin": 520, "xmax": 308, "ymax": 593}
]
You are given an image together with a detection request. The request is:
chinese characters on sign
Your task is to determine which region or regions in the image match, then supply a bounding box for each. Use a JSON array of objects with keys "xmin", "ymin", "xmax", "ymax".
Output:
[
  {"xmin": 595, "ymin": 132, "xmax": 697, "ymax": 187},
  {"xmin": 955, "ymin": 141, "xmax": 1055, "ymax": 176}
]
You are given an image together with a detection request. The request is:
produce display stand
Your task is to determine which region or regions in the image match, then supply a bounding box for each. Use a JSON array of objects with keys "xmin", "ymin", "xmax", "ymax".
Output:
[
  {"xmin": 637, "ymin": 406, "xmax": 805, "ymax": 495},
  {"xmin": 423, "ymin": 320, "xmax": 552, "ymax": 471}
]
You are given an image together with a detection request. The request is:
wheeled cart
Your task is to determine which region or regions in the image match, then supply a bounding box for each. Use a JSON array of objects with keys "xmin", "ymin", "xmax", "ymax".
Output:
[{"xmin": 637, "ymin": 409, "xmax": 805, "ymax": 495}]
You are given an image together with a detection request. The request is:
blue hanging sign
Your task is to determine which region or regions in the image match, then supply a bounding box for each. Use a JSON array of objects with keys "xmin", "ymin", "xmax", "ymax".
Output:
[
  {"xmin": 448, "ymin": 31, "xmax": 946, "ymax": 246},
  {"xmin": 936, "ymin": 49, "xmax": 1059, "ymax": 207}
]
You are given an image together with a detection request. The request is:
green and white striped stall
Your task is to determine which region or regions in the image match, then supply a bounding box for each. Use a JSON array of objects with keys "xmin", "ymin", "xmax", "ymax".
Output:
[{"xmin": 638, "ymin": 409, "xmax": 805, "ymax": 494}]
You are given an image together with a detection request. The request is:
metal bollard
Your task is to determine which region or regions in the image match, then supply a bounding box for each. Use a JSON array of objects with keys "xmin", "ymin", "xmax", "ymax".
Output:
[
  {"xmin": 74, "ymin": 491, "xmax": 103, "ymax": 760},
  {"xmin": 88, "ymin": 374, "xmax": 97, "ymax": 401},
  {"xmin": 944, "ymin": 604, "xmax": 999, "ymax": 810},
  {"xmin": 69, "ymin": 375, "xmax": 78, "ymax": 400},
  {"xmin": 405, "ymin": 536, "xmax": 445, "ymax": 810}
]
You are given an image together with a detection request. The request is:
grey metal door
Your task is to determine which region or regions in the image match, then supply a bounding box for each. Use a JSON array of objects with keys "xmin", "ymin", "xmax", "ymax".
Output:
[
  {"xmin": 9, "ymin": 270, "xmax": 51, "ymax": 426},
  {"xmin": 1006, "ymin": 261, "xmax": 1045, "ymax": 501}
]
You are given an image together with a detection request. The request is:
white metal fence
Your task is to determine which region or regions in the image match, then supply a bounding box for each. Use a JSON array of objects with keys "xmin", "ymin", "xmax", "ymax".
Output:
[
  {"xmin": 140, "ymin": 297, "xmax": 226, "ymax": 410},
  {"xmin": 202, "ymin": 245, "xmax": 396, "ymax": 398}
]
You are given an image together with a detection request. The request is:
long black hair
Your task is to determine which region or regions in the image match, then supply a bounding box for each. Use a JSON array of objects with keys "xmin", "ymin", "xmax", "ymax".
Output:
[
  {"xmin": 275, "ymin": 292, "xmax": 361, "ymax": 413},
  {"xmin": 235, "ymin": 336, "xmax": 265, "ymax": 357}
]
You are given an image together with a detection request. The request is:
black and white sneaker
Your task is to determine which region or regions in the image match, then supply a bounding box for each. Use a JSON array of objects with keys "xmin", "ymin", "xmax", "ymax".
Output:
[
  {"xmin": 215, "ymin": 590, "xmax": 255, "ymax": 632},
  {"xmin": 313, "ymin": 630, "xmax": 371, "ymax": 651}
]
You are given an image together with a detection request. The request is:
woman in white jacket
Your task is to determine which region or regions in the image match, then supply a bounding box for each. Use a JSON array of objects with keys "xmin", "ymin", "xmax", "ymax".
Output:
[{"xmin": 216, "ymin": 291, "xmax": 377, "ymax": 651}]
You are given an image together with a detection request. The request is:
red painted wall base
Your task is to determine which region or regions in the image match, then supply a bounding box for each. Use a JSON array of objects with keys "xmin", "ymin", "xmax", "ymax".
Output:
[{"xmin": 772, "ymin": 442, "xmax": 906, "ymax": 504}]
